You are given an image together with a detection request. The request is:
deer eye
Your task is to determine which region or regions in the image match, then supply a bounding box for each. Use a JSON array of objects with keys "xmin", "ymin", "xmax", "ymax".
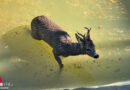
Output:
[{"xmin": 86, "ymin": 49, "xmax": 91, "ymax": 51}]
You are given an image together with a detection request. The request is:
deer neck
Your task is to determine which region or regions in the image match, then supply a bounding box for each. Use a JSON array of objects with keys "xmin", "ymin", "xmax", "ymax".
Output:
[{"xmin": 69, "ymin": 42, "xmax": 85, "ymax": 55}]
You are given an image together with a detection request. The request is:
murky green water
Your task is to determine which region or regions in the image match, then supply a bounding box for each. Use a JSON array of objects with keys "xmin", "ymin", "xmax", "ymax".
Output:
[{"xmin": 0, "ymin": 0, "xmax": 130, "ymax": 89}]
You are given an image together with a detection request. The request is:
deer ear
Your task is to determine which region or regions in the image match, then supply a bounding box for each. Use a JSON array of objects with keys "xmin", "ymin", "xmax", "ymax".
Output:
[{"xmin": 75, "ymin": 33, "xmax": 84, "ymax": 47}]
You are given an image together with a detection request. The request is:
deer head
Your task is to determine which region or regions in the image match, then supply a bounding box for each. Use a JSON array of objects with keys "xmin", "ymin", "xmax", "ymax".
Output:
[{"xmin": 75, "ymin": 27, "xmax": 99, "ymax": 58}]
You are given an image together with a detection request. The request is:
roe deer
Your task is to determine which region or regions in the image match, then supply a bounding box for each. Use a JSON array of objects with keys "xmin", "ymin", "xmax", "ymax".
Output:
[{"xmin": 31, "ymin": 15, "xmax": 99, "ymax": 69}]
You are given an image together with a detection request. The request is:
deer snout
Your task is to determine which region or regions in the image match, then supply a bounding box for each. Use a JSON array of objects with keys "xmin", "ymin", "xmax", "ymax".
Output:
[{"xmin": 94, "ymin": 52, "xmax": 99, "ymax": 58}]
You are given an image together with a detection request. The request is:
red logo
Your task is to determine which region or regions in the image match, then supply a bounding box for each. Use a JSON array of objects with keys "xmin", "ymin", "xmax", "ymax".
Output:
[{"xmin": 0, "ymin": 77, "xmax": 3, "ymax": 87}]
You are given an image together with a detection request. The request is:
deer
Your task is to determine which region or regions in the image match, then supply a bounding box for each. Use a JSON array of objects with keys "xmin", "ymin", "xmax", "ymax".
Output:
[{"xmin": 31, "ymin": 15, "xmax": 99, "ymax": 69}]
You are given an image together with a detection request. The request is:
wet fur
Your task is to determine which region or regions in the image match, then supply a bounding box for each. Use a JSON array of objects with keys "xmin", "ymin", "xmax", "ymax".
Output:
[{"xmin": 31, "ymin": 15, "xmax": 95, "ymax": 68}]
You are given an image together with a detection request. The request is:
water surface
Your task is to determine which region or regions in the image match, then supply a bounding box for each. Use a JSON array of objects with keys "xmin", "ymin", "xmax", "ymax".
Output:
[{"xmin": 0, "ymin": 0, "xmax": 130, "ymax": 89}]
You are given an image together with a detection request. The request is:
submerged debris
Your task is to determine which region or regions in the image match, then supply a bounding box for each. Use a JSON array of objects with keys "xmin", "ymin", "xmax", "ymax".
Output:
[
  {"xmin": 98, "ymin": 25, "xmax": 102, "ymax": 29},
  {"xmin": 73, "ymin": 64, "xmax": 82, "ymax": 69},
  {"xmin": 114, "ymin": 68, "xmax": 120, "ymax": 73},
  {"xmin": 15, "ymin": 32, "xmax": 18, "ymax": 34},
  {"xmin": 50, "ymin": 69, "xmax": 53, "ymax": 71}
]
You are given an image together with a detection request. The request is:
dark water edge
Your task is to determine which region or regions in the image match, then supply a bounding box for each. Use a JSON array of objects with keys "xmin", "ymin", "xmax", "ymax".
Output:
[
  {"xmin": 74, "ymin": 81, "xmax": 130, "ymax": 90},
  {"xmin": 9, "ymin": 85, "xmax": 130, "ymax": 90},
  {"xmin": 8, "ymin": 81, "xmax": 130, "ymax": 90},
  {"xmin": 74, "ymin": 85, "xmax": 130, "ymax": 90}
]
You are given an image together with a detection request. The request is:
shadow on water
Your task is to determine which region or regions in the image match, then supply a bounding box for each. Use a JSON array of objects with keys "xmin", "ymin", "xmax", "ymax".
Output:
[
  {"xmin": 0, "ymin": 26, "xmax": 95, "ymax": 89},
  {"xmin": 0, "ymin": 26, "xmax": 52, "ymax": 62}
]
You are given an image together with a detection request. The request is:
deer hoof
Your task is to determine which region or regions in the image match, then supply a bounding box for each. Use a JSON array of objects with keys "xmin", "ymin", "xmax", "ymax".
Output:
[{"xmin": 60, "ymin": 64, "xmax": 64, "ymax": 69}]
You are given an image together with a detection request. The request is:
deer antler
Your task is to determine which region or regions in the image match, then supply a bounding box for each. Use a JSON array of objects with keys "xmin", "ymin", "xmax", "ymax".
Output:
[
  {"xmin": 84, "ymin": 27, "xmax": 91, "ymax": 40},
  {"xmin": 77, "ymin": 32, "xmax": 85, "ymax": 39},
  {"xmin": 84, "ymin": 27, "xmax": 91, "ymax": 31}
]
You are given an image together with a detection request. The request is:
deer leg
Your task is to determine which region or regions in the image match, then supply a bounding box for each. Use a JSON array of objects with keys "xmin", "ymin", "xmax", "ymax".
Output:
[{"xmin": 53, "ymin": 51, "xmax": 64, "ymax": 69}]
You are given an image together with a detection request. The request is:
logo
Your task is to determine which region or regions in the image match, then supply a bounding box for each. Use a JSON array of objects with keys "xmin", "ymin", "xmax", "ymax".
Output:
[
  {"xmin": 0, "ymin": 77, "xmax": 3, "ymax": 87},
  {"xmin": 0, "ymin": 77, "xmax": 13, "ymax": 89}
]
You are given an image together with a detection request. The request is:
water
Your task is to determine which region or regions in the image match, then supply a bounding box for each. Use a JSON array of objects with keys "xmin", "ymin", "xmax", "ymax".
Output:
[{"xmin": 0, "ymin": 0, "xmax": 130, "ymax": 89}]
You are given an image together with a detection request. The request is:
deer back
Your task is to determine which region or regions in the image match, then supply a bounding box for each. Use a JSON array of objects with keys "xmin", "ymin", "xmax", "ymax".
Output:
[{"xmin": 31, "ymin": 16, "xmax": 73, "ymax": 52}]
